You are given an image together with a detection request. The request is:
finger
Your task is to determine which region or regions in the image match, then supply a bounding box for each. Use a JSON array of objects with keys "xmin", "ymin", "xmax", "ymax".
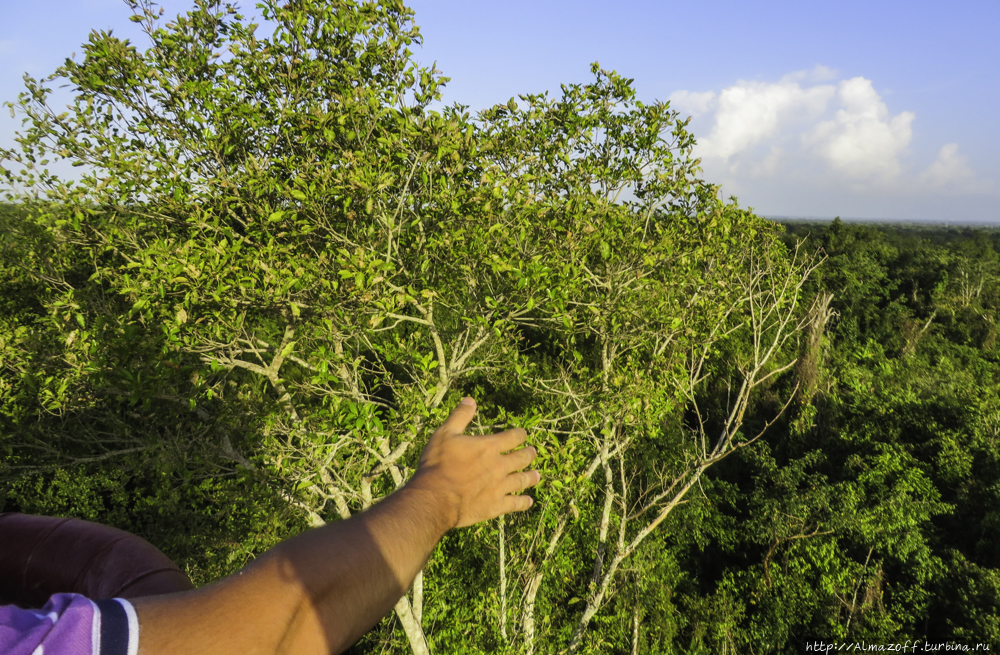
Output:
[
  {"xmin": 502, "ymin": 469, "xmax": 541, "ymax": 495},
  {"xmin": 435, "ymin": 396, "xmax": 477, "ymax": 438},
  {"xmin": 495, "ymin": 426, "xmax": 528, "ymax": 453},
  {"xmin": 503, "ymin": 445, "xmax": 537, "ymax": 471},
  {"xmin": 500, "ymin": 494, "xmax": 534, "ymax": 515}
]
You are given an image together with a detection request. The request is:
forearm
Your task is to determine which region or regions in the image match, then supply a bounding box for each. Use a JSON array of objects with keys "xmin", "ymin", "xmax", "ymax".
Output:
[
  {"xmin": 133, "ymin": 482, "xmax": 454, "ymax": 655},
  {"xmin": 271, "ymin": 482, "xmax": 454, "ymax": 653}
]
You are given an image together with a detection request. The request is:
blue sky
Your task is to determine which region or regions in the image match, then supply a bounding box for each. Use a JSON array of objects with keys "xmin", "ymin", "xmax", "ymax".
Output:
[{"xmin": 3, "ymin": 0, "xmax": 998, "ymax": 222}]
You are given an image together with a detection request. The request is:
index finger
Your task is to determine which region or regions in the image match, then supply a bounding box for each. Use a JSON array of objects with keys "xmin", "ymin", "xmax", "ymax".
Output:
[
  {"xmin": 434, "ymin": 397, "xmax": 478, "ymax": 438},
  {"xmin": 495, "ymin": 427, "xmax": 529, "ymax": 453}
]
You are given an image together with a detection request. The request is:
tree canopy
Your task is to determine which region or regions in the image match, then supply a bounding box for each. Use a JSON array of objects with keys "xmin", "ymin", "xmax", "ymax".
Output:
[{"xmin": 12, "ymin": 1, "xmax": 997, "ymax": 653}]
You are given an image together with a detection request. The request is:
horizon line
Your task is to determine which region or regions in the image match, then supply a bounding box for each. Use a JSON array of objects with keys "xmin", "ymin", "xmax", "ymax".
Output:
[{"xmin": 764, "ymin": 215, "xmax": 1000, "ymax": 226}]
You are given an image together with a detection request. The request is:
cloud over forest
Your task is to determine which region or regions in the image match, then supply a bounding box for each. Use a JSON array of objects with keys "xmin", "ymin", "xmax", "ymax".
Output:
[{"xmin": 669, "ymin": 67, "xmax": 990, "ymax": 205}]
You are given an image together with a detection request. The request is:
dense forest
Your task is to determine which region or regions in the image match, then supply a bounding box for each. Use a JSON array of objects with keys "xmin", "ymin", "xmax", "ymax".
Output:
[{"xmin": 1, "ymin": 1, "xmax": 998, "ymax": 652}]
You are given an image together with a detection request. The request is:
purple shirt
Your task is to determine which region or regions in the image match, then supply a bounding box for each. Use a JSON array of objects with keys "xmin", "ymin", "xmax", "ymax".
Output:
[{"xmin": 0, "ymin": 594, "xmax": 137, "ymax": 655}]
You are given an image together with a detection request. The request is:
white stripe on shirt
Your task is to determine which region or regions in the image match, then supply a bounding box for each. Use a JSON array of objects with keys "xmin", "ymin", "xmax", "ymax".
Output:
[{"xmin": 115, "ymin": 599, "xmax": 139, "ymax": 655}]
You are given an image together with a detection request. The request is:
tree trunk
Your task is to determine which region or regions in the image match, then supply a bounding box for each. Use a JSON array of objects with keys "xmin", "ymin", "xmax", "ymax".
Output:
[
  {"xmin": 794, "ymin": 291, "xmax": 834, "ymax": 404},
  {"xmin": 499, "ymin": 514, "xmax": 508, "ymax": 644},
  {"xmin": 565, "ymin": 469, "xmax": 704, "ymax": 653},
  {"xmin": 521, "ymin": 511, "xmax": 570, "ymax": 655},
  {"xmin": 412, "ymin": 570, "xmax": 423, "ymax": 626},
  {"xmin": 522, "ymin": 568, "xmax": 545, "ymax": 655},
  {"xmin": 394, "ymin": 594, "xmax": 431, "ymax": 655},
  {"xmin": 631, "ymin": 602, "xmax": 640, "ymax": 655}
]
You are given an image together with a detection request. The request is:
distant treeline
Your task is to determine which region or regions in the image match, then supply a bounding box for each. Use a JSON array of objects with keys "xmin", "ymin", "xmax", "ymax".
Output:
[{"xmin": 777, "ymin": 216, "xmax": 1000, "ymax": 246}]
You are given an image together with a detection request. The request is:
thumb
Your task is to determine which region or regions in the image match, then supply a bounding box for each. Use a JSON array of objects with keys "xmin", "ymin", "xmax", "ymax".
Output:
[{"xmin": 435, "ymin": 396, "xmax": 477, "ymax": 438}]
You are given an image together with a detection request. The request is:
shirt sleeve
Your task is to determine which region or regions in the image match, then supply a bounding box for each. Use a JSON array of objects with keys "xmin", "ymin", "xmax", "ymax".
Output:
[{"xmin": 0, "ymin": 593, "xmax": 138, "ymax": 655}]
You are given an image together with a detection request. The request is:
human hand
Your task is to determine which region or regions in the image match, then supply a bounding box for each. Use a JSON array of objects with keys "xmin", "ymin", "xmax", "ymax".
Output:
[{"xmin": 408, "ymin": 397, "xmax": 540, "ymax": 530}]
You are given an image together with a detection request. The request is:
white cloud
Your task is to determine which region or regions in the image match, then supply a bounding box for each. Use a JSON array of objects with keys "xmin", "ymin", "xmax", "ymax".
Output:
[
  {"xmin": 803, "ymin": 77, "xmax": 914, "ymax": 182},
  {"xmin": 674, "ymin": 70, "xmax": 949, "ymax": 189},
  {"xmin": 668, "ymin": 67, "xmax": 995, "ymax": 220},
  {"xmin": 696, "ymin": 77, "xmax": 834, "ymax": 161},
  {"xmin": 780, "ymin": 64, "xmax": 839, "ymax": 84},
  {"xmin": 747, "ymin": 145, "xmax": 784, "ymax": 178},
  {"xmin": 668, "ymin": 90, "xmax": 716, "ymax": 118},
  {"xmin": 919, "ymin": 143, "xmax": 991, "ymax": 193}
]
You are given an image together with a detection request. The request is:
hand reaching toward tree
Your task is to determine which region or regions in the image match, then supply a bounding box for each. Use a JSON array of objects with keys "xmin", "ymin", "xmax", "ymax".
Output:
[
  {"xmin": 408, "ymin": 396, "xmax": 541, "ymax": 529},
  {"xmin": 129, "ymin": 396, "xmax": 538, "ymax": 655}
]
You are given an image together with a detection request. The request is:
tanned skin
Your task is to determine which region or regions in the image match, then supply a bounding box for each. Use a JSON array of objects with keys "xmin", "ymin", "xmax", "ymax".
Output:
[{"xmin": 131, "ymin": 397, "xmax": 540, "ymax": 655}]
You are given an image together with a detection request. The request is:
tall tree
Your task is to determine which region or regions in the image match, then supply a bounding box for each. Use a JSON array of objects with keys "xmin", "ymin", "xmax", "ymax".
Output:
[{"xmin": 2, "ymin": 2, "xmax": 815, "ymax": 652}]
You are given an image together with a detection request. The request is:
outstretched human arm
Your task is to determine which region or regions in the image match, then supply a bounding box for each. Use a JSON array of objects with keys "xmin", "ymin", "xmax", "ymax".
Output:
[{"xmin": 131, "ymin": 397, "xmax": 540, "ymax": 655}]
